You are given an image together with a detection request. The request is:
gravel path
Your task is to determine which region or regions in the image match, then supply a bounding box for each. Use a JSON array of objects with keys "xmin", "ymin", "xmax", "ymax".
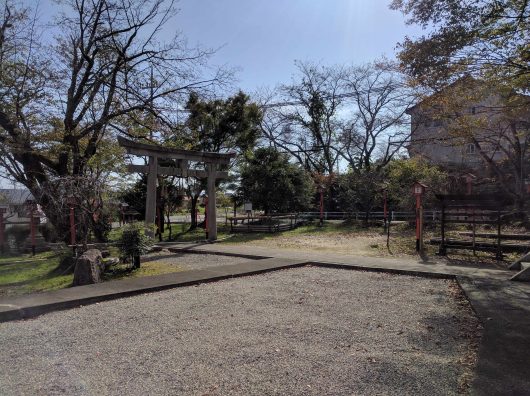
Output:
[
  {"xmin": 0, "ymin": 267, "xmax": 480, "ymax": 395},
  {"xmin": 143, "ymin": 252, "xmax": 258, "ymax": 270}
]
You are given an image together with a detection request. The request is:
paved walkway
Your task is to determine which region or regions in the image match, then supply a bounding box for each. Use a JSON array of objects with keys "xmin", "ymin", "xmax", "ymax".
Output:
[{"xmin": 1, "ymin": 242, "xmax": 529, "ymax": 395}]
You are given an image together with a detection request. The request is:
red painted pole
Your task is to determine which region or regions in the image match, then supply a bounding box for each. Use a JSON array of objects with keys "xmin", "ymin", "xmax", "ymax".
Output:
[{"xmin": 319, "ymin": 188, "xmax": 324, "ymax": 226}]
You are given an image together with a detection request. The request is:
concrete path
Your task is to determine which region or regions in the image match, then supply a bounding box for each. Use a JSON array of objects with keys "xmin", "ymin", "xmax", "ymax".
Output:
[
  {"xmin": 159, "ymin": 241, "xmax": 512, "ymax": 280},
  {"xmin": 1, "ymin": 242, "xmax": 529, "ymax": 395}
]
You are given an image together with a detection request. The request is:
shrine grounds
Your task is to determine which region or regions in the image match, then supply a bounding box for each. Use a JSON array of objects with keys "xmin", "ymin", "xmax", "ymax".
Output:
[
  {"xmin": 1, "ymin": 223, "xmax": 529, "ymax": 394},
  {"xmin": 0, "ymin": 267, "xmax": 481, "ymax": 396},
  {"xmin": 0, "ymin": 221, "xmax": 513, "ymax": 297}
]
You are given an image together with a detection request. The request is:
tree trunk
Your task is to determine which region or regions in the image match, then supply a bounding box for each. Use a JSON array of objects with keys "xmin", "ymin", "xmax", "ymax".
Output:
[
  {"xmin": 133, "ymin": 255, "xmax": 141, "ymax": 269},
  {"xmin": 189, "ymin": 195, "xmax": 199, "ymax": 230}
]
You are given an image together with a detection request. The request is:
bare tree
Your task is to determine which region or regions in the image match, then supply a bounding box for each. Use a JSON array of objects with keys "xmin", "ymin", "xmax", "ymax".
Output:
[
  {"xmin": 260, "ymin": 61, "xmax": 415, "ymax": 175},
  {"xmin": 0, "ymin": 0, "xmax": 227, "ymax": 238},
  {"xmin": 260, "ymin": 62, "xmax": 345, "ymax": 175},
  {"xmin": 38, "ymin": 175, "xmax": 107, "ymax": 247},
  {"xmin": 339, "ymin": 61, "xmax": 416, "ymax": 172}
]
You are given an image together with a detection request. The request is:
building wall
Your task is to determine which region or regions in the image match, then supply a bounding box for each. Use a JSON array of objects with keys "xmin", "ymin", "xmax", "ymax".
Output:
[{"xmin": 407, "ymin": 88, "xmax": 525, "ymax": 175}]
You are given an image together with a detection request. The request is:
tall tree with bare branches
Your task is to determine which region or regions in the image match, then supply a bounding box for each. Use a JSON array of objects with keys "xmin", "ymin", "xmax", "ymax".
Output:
[
  {"xmin": 339, "ymin": 61, "xmax": 416, "ymax": 172},
  {"xmin": 260, "ymin": 62, "xmax": 345, "ymax": 176},
  {"xmin": 0, "ymin": 0, "xmax": 226, "ymax": 239}
]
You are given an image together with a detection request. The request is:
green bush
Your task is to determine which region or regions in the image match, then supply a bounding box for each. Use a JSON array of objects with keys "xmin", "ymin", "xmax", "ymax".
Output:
[
  {"xmin": 385, "ymin": 158, "xmax": 448, "ymax": 211},
  {"xmin": 116, "ymin": 222, "xmax": 153, "ymax": 268}
]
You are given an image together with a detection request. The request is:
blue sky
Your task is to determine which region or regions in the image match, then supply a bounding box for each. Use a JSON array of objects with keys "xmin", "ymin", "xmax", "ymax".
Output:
[
  {"xmin": 172, "ymin": 0, "xmax": 423, "ymax": 91},
  {"xmin": 32, "ymin": 0, "xmax": 423, "ymax": 92},
  {"xmin": 1, "ymin": 0, "xmax": 423, "ymax": 188}
]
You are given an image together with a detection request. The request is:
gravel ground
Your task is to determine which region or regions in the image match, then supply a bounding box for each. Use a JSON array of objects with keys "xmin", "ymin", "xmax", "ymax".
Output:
[
  {"xmin": 0, "ymin": 267, "xmax": 480, "ymax": 396},
  {"xmin": 143, "ymin": 251, "xmax": 258, "ymax": 270}
]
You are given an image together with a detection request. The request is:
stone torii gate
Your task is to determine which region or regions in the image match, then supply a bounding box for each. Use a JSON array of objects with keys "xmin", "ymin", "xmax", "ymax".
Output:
[{"xmin": 118, "ymin": 136, "xmax": 235, "ymax": 241}]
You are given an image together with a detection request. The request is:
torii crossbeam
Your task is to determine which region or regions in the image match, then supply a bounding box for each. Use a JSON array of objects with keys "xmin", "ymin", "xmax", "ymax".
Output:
[{"xmin": 118, "ymin": 136, "xmax": 236, "ymax": 241}]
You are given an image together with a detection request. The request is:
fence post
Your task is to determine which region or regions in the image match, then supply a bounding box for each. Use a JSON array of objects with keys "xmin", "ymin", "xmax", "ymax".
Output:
[
  {"xmin": 438, "ymin": 202, "xmax": 446, "ymax": 256},
  {"xmin": 496, "ymin": 211, "xmax": 502, "ymax": 260}
]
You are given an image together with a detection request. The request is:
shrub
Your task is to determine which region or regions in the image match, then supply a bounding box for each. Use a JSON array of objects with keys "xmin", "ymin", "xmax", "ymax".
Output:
[
  {"xmin": 385, "ymin": 158, "xmax": 448, "ymax": 211},
  {"xmin": 116, "ymin": 222, "xmax": 153, "ymax": 269}
]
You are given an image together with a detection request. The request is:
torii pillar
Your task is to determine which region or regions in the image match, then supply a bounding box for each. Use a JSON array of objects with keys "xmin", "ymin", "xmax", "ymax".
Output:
[
  {"xmin": 206, "ymin": 163, "xmax": 218, "ymax": 240},
  {"xmin": 145, "ymin": 155, "xmax": 158, "ymax": 232},
  {"xmin": 118, "ymin": 136, "xmax": 235, "ymax": 242}
]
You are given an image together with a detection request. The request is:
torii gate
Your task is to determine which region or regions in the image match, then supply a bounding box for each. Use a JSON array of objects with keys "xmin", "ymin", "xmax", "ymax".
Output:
[{"xmin": 118, "ymin": 136, "xmax": 235, "ymax": 241}]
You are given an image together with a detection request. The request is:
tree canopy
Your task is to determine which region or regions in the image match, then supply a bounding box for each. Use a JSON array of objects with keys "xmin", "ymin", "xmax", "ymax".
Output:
[
  {"xmin": 181, "ymin": 91, "xmax": 262, "ymax": 157},
  {"xmin": 240, "ymin": 147, "xmax": 314, "ymax": 214},
  {"xmin": 0, "ymin": 0, "xmax": 224, "ymax": 237},
  {"xmin": 391, "ymin": 0, "xmax": 530, "ymax": 90}
]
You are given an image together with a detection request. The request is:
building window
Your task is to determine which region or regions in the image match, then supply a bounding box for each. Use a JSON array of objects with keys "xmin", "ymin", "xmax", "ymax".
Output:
[{"xmin": 465, "ymin": 143, "xmax": 477, "ymax": 154}]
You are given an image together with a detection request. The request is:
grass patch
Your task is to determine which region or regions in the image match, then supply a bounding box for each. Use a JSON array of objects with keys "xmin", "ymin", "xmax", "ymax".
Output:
[
  {"xmin": 103, "ymin": 260, "xmax": 184, "ymax": 282},
  {"xmin": 0, "ymin": 251, "xmax": 74, "ymax": 296}
]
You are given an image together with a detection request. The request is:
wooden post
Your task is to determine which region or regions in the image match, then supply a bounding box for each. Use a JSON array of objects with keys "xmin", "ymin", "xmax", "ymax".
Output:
[
  {"xmin": 439, "ymin": 201, "xmax": 446, "ymax": 255},
  {"xmin": 472, "ymin": 209, "xmax": 476, "ymax": 255},
  {"xmin": 70, "ymin": 206, "xmax": 76, "ymax": 255},
  {"xmin": 319, "ymin": 188, "xmax": 324, "ymax": 226},
  {"xmin": 386, "ymin": 212, "xmax": 391, "ymax": 250},
  {"xmin": 207, "ymin": 163, "xmax": 217, "ymax": 241},
  {"xmin": 496, "ymin": 210, "xmax": 502, "ymax": 260},
  {"xmin": 383, "ymin": 190, "xmax": 388, "ymax": 231},
  {"xmin": 419, "ymin": 206, "xmax": 424, "ymax": 251},
  {"xmin": 145, "ymin": 156, "xmax": 158, "ymax": 235}
]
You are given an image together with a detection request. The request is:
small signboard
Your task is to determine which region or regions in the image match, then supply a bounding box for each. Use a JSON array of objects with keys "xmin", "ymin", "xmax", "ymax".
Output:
[
  {"xmin": 244, "ymin": 202, "xmax": 252, "ymax": 212},
  {"xmin": 412, "ymin": 182, "xmax": 427, "ymax": 196}
]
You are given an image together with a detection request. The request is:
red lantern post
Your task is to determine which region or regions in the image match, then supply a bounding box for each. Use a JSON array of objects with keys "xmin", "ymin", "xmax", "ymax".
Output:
[
  {"xmin": 412, "ymin": 182, "xmax": 427, "ymax": 252},
  {"xmin": 319, "ymin": 186, "xmax": 324, "ymax": 226},
  {"xmin": 0, "ymin": 206, "xmax": 7, "ymax": 254}
]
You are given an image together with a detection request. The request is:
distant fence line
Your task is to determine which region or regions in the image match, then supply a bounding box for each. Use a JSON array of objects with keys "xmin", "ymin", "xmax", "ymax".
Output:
[
  {"xmin": 298, "ymin": 211, "xmax": 435, "ymax": 222},
  {"xmin": 299, "ymin": 210, "xmax": 519, "ymax": 222}
]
